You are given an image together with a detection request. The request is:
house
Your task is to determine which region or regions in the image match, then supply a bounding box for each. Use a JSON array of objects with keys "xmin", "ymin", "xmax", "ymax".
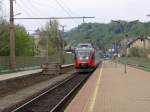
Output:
[
  {"xmin": 30, "ymin": 32, "xmax": 46, "ymax": 57},
  {"xmin": 127, "ymin": 36, "xmax": 150, "ymax": 56},
  {"xmin": 118, "ymin": 37, "xmax": 136, "ymax": 56},
  {"xmin": 128, "ymin": 37, "xmax": 150, "ymax": 49},
  {"xmin": 30, "ymin": 29, "xmax": 64, "ymax": 57}
]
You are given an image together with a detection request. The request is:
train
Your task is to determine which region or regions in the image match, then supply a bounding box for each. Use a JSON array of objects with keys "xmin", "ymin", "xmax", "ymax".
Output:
[{"xmin": 73, "ymin": 43, "xmax": 98, "ymax": 72}]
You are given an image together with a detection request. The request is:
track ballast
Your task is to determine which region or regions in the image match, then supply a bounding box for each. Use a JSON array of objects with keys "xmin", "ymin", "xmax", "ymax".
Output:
[{"xmin": 11, "ymin": 73, "xmax": 91, "ymax": 112}]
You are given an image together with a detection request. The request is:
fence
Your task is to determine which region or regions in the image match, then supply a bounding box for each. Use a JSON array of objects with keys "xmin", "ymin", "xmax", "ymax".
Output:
[{"xmin": 0, "ymin": 53, "xmax": 73, "ymax": 73}]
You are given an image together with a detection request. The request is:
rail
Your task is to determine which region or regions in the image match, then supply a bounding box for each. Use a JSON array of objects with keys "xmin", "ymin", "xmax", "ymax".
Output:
[{"xmin": 10, "ymin": 73, "xmax": 90, "ymax": 112}]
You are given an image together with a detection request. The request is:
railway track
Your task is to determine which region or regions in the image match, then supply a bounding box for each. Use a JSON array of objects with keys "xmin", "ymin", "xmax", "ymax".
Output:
[{"xmin": 10, "ymin": 72, "xmax": 92, "ymax": 112}]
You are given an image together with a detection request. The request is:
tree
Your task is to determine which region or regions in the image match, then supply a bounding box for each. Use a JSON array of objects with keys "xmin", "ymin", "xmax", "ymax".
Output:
[
  {"xmin": 15, "ymin": 25, "xmax": 34, "ymax": 56},
  {"xmin": 0, "ymin": 20, "xmax": 34, "ymax": 56},
  {"xmin": 0, "ymin": 20, "xmax": 10, "ymax": 55},
  {"xmin": 38, "ymin": 20, "xmax": 60, "ymax": 55},
  {"xmin": 64, "ymin": 21, "xmax": 150, "ymax": 50}
]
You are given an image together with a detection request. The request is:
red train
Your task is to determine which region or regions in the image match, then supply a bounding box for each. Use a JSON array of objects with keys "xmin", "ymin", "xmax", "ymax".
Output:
[{"xmin": 74, "ymin": 43, "xmax": 96, "ymax": 72}]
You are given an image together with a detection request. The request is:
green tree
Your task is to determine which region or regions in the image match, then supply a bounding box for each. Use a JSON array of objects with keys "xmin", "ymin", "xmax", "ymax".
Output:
[
  {"xmin": 64, "ymin": 21, "xmax": 150, "ymax": 50},
  {"xmin": 38, "ymin": 20, "xmax": 60, "ymax": 55},
  {"xmin": 15, "ymin": 25, "xmax": 34, "ymax": 56},
  {"xmin": 0, "ymin": 20, "xmax": 34, "ymax": 56},
  {"xmin": 0, "ymin": 20, "xmax": 10, "ymax": 55}
]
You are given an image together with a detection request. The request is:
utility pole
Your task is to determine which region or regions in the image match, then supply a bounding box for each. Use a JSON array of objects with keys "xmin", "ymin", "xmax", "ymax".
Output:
[
  {"xmin": 13, "ymin": 16, "xmax": 95, "ymax": 20},
  {"xmin": 0, "ymin": 0, "xmax": 2, "ymax": 18},
  {"xmin": 141, "ymin": 35, "xmax": 146, "ymax": 54},
  {"xmin": 124, "ymin": 34, "xmax": 128, "ymax": 74},
  {"xmin": 9, "ymin": 0, "xmax": 16, "ymax": 69},
  {"xmin": 46, "ymin": 20, "xmax": 51, "ymax": 63},
  {"xmin": 60, "ymin": 25, "xmax": 66, "ymax": 64},
  {"xmin": 0, "ymin": 0, "xmax": 4, "ymax": 20},
  {"xmin": 83, "ymin": 16, "xmax": 85, "ymax": 23}
]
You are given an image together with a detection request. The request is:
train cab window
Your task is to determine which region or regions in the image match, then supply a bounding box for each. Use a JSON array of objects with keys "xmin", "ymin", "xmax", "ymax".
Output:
[
  {"xmin": 77, "ymin": 51, "xmax": 89, "ymax": 56},
  {"xmin": 80, "ymin": 45, "xmax": 89, "ymax": 48},
  {"xmin": 77, "ymin": 43, "xmax": 92, "ymax": 48}
]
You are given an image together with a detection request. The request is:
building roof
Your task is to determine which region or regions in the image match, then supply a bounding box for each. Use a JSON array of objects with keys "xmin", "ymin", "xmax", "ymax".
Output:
[{"xmin": 128, "ymin": 36, "xmax": 150, "ymax": 46}]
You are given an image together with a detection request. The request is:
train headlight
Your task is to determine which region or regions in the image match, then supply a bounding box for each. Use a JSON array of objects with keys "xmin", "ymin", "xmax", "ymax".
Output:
[
  {"xmin": 79, "ymin": 57, "xmax": 82, "ymax": 60},
  {"xmin": 86, "ymin": 57, "xmax": 89, "ymax": 59}
]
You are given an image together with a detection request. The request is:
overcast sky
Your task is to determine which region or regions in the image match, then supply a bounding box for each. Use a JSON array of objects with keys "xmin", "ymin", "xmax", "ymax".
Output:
[{"xmin": 2, "ymin": 0, "xmax": 150, "ymax": 33}]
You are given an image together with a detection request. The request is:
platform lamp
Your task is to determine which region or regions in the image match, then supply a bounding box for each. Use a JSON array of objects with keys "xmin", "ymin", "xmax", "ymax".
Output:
[
  {"xmin": 111, "ymin": 20, "xmax": 128, "ymax": 73},
  {"xmin": 124, "ymin": 34, "xmax": 129, "ymax": 73}
]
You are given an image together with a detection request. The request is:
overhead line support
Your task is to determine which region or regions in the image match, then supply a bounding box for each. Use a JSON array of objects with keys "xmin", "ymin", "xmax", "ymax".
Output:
[
  {"xmin": 9, "ymin": 0, "xmax": 16, "ymax": 70},
  {"xmin": 13, "ymin": 16, "xmax": 95, "ymax": 20}
]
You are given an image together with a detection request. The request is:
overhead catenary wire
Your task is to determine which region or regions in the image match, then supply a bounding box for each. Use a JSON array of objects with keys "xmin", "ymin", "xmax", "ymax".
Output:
[
  {"xmin": 31, "ymin": 0, "xmax": 59, "ymax": 11},
  {"xmin": 54, "ymin": 0, "xmax": 77, "ymax": 24},
  {"xmin": 17, "ymin": 0, "xmax": 44, "ymax": 20},
  {"xmin": 15, "ymin": 1, "xmax": 39, "ymax": 27},
  {"xmin": 58, "ymin": 0, "xmax": 79, "ymax": 16},
  {"xmin": 55, "ymin": 0, "xmax": 90, "ymax": 23},
  {"xmin": 15, "ymin": 1, "xmax": 33, "ymax": 17},
  {"xmin": 13, "ymin": 17, "xmax": 95, "ymax": 20},
  {"xmin": 27, "ymin": 0, "xmax": 45, "ymax": 17},
  {"xmin": 0, "ymin": 0, "xmax": 1, "ymax": 9},
  {"xmin": 55, "ymin": 0, "xmax": 72, "ymax": 17},
  {"xmin": 15, "ymin": 0, "xmax": 44, "ymax": 30},
  {"xmin": 26, "ymin": 0, "xmax": 47, "ymax": 27},
  {"xmin": 13, "ymin": 0, "xmax": 95, "ymax": 32}
]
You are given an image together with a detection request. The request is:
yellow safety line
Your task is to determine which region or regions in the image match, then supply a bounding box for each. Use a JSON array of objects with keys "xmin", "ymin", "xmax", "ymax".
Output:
[{"xmin": 88, "ymin": 63, "xmax": 103, "ymax": 112}]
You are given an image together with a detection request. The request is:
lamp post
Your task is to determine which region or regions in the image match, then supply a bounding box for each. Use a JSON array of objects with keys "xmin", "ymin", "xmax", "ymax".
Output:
[
  {"xmin": 111, "ymin": 20, "xmax": 139, "ymax": 73},
  {"xmin": 124, "ymin": 34, "xmax": 128, "ymax": 73},
  {"xmin": 111, "ymin": 20, "xmax": 128, "ymax": 73}
]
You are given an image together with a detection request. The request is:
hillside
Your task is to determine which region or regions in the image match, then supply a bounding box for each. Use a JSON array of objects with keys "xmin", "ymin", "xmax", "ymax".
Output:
[{"xmin": 64, "ymin": 20, "xmax": 150, "ymax": 49}]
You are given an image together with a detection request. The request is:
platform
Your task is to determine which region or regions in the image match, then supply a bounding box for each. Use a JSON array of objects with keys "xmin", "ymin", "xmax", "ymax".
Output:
[
  {"xmin": 65, "ymin": 61, "xmax": 150, "ymax": 112},
  {"xmin": 0, "ymin": 69, "xmax": 42, "ymax": 81},
  {"xmin": 0, "ymin": 64, "xmax": 73, "ymax": 81},
  {"xmin": 0, "ymin": 64, "xmax": 73, "ymax": 100}
]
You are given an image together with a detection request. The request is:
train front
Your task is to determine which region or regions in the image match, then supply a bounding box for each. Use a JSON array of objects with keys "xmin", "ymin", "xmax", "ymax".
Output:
[{"xmin": 74, "ymin": 47, "xmax": 95, "ymax": 71}]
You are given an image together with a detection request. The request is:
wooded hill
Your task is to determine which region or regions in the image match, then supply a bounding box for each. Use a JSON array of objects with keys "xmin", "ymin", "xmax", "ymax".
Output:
[{"xmin": 64, "ymin": 20, "xmax": 150, "ymax": 49}]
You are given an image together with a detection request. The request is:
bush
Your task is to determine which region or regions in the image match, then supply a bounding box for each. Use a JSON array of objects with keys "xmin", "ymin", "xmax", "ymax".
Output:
[
  {"xmin": 129, "ymin": 47, "xmax": 147, "ymax": 57},
  {"xmin": 129, "ymin": 47, "xmax": 139, "ymax": 57}
]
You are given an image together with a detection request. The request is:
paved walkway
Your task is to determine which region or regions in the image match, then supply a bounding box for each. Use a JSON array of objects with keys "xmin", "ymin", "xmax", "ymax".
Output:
[
  {"xmin": 65, "ymin": 61, "xmax": 150, "ymax": 112},
  {"xmin": 0, "ymin": 69, "xmax": 42, "ymax": 81},
  {"xmin": 0, "ymin": 64, "xmax": 73, "ymax": 81}
]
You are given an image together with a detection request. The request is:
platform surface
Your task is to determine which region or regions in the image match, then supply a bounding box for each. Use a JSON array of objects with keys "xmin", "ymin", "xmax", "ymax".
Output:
[
  {"xmin": 0, "ymin": 69, "xmax": 42, "ymax": 81},
  {"xmin": 65, "ymin": 61, "xmax": 150, "ymax": 112},
  {"xmin": 0, "ymin": 64, "xmax": 73, "ymax": 81}
]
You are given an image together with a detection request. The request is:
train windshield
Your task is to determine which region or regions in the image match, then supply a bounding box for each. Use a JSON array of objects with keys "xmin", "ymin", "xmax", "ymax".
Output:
[
  {"xmin": 77, "ymin": 43, "xmax": 92, "ymax": 48},
  {"xmin": 79, "ymin": 45, "xmax": 90, "ymax": 48},
  {"xmin": 77, "ymin": 51, "xmax": 90, "ymax": 57}
]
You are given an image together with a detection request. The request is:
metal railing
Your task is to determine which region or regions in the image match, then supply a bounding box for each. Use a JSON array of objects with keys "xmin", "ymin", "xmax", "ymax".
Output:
[{"xmin": 0, "ymin": 53, "xmax": 73, "ymax": 73}]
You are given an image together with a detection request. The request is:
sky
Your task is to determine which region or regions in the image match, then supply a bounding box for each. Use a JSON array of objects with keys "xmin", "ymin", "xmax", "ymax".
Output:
[{"xmin": 2, "ymin": 0, "xmax": 150, "ymax": 33}]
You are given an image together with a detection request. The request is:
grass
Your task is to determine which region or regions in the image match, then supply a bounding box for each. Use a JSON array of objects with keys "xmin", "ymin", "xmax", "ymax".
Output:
[{"xmin": 118, "ymin": 57, "xmax": 150, "ymax": 71}]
